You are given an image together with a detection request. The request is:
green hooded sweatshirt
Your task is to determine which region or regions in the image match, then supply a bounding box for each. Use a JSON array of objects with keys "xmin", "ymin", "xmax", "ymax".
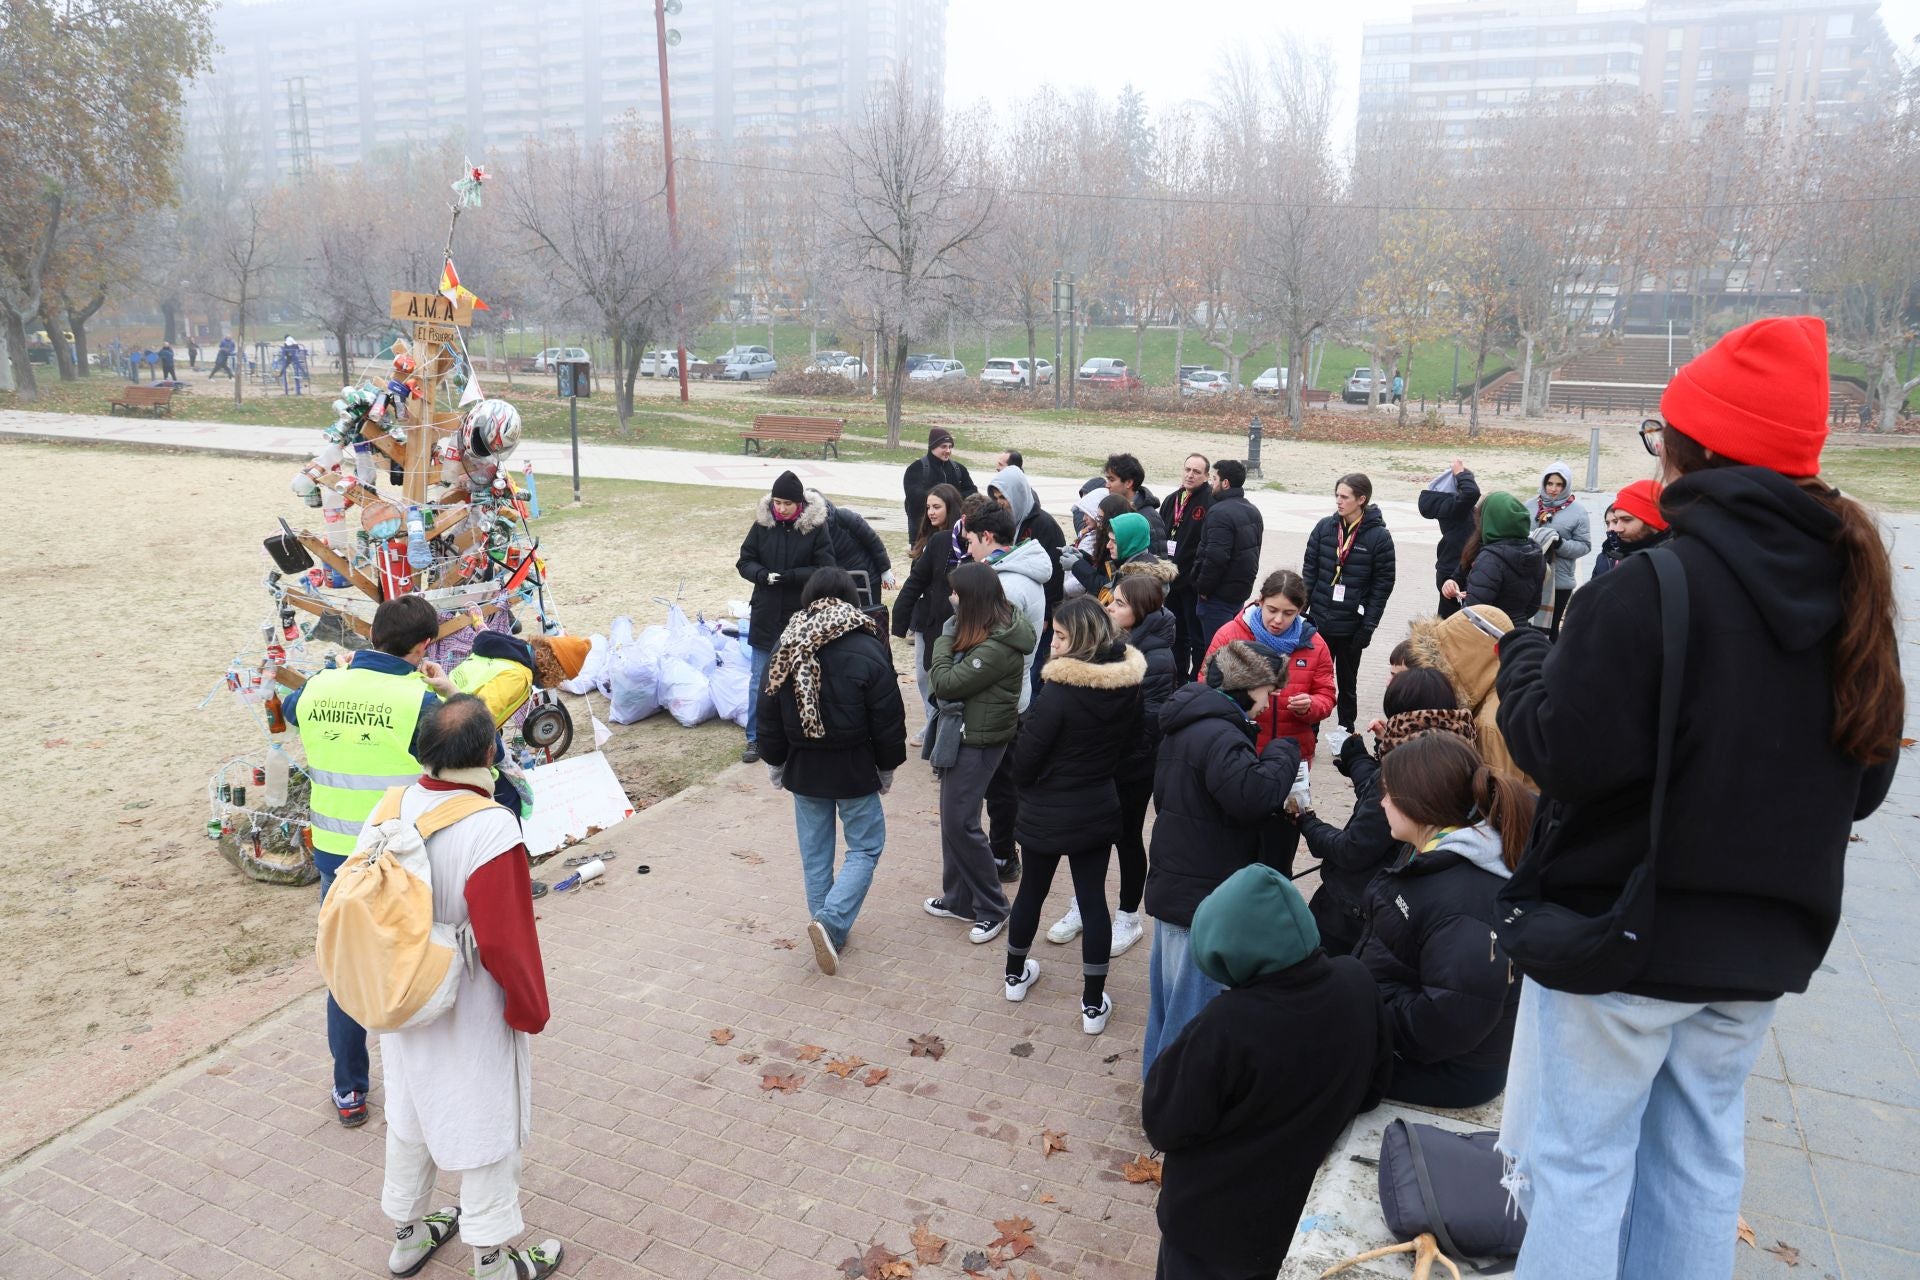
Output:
[
  {"xmin": 1190, "ymin": 864, "xmax": 1321, "ymax": 988},
  {"xmin": 1110, "ymin": 511, "xmax": 1152, "ymax": 562},
  {"xmin": 1479, "ymin": 491, "xmax": 1532, "ymax": 542}
]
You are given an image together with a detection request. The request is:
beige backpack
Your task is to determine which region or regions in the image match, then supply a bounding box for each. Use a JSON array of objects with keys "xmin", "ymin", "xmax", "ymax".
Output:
[{"xmin": 315, "ymin": 787, "xmax": 499, "ymax": 1032}]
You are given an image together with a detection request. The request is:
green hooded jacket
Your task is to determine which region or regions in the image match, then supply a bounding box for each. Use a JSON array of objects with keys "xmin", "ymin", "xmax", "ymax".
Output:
[
  {"xmin": 1110, "ymin": 511, "xmax": 1153, "ymax": 562},
  {"xmin": 930, "ymin": 613, "xmax": 1037, "ymax": 746},
  {"xmin": 1479, "ymin": 491, "xmax": 1532, "ymax": 542},
  {"xmin": 1191, "ymin": 864, "xmax": 1321, "ymax": 988}
]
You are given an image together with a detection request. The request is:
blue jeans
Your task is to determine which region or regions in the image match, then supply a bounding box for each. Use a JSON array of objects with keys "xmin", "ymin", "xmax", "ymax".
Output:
[
  {"xmin": 316, "ymin": 856, "xmax": 370, "ymax": 1104},
  {"xmin": 745, "ymin": 645, "xmax": 771, "ymax": 743},
  {"xmin": 1142, "ymin": 920, "xmax": 1227, "ymax": 1080},
  {"xmin": 792, "ymin": 792, "xmax": 886, "ymax": 948},
  {"xmin": 1499, "ymin": 979, "xmax": 1777, "ymax": 1280}
]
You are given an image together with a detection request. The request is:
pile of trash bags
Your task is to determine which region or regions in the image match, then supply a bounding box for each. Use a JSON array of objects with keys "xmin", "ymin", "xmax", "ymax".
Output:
[{"xmin": 559, "ymin": 604, "xmax": 754, "ymax": 728}]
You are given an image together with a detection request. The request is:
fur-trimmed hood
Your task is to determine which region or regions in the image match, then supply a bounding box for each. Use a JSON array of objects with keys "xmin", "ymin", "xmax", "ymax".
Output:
[
  {"xmin": 1043, "ymin": 643, "xmax": 1147, "ymax": 690},
  {"xmin": 754, "ymin": 488, "xmax": 829, "ymax": 532},
  {"xmin": 1407, "ymin": 607, "xmax": 1511, "ymax": 708},
  {"xmin": 1115, "ymin": 553, "xmax": 1179, "ymax": 585}
]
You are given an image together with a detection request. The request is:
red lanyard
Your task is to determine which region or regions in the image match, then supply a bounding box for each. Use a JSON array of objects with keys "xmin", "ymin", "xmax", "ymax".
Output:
[{"xmin": 1333, "ymin": 517, "xmax": 1360, "ymax": 583}]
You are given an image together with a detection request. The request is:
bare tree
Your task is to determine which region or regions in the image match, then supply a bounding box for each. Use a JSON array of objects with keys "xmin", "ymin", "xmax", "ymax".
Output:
[
  {"xmin": 200, "ymin": 192, "xmax": 285, "ymax": 405},
  {"xmin": 292, "ymin": 167, "xmax": 387, "ymax": 383},
  {"xmin": 828, "ymin": 77, "xmax": 993, "ymax": 446}
]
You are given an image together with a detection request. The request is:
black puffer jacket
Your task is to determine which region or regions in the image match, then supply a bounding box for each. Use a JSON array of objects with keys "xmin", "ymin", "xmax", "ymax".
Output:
[
  {"xmin": 1159, "ymin": 483, "xmax": 1213, "ymax": 583},
  {"xmin": 891, "ymin": 531, "xmax": 960, "ymax": 650},
  {"xmin": 1297, "ymin": 737, "xmax": 1398, "ymax": 938},
  {"xmin": 1120, "ymin": 607, "xmax": 1178, "ymax": 779},
  {"xmin": 1013, "ymin": 643, "xmax": 1146, "ymax": 852},
  {"xmin": 1460, "ymin": 537, "xmax": 1545, "ymax": 626},
  {"xmin": 755, "ymin": 625, "xmax": 908, "ymax": 799},
  {"xmin": 1302, "ymin": 505, "xmax": 1397, "ymax": 643},
  {"xmin": 1129, "ymin": 487, "xmax": 1169, "ymax": 554},
  {"xmin": 1145, "ymin": 683, "xmax": 1302, "ymax": 928},
  {"xmin": 1496, "ymin": 466, "xmax": 1900, "ymax": 1002},
  {"xmin": 1190, "ymin": 487, "xmax": 1264, "ymax": 606},
  {"xmin": 1417, "ymin": 470, "xmax": 1482, "ymax": 590},
  {"xmin": 1353, "ymin": 825, "xmax": 1519, "ymax": 1073},
  {"xmin": 1018, "ymin": 506, "xmax": 1068, "ymax": 619},
  {"xmin": 824, "ymin": 503, "xmax": 891, "ymax": 586},
  {"xmin": 736, "ymin": 490, "xmax": 838, "ymax": 649}
]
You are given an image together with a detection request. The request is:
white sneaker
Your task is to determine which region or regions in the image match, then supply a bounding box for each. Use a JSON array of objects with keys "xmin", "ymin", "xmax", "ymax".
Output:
[
  {"xmin": 807, "ymin": 920, "xmax": 838, "ymax": 976},
  {"xmin": 909, "ymin": 731, "xmax": 925, "ymax": 748},
  {"xmin": 1047, "ymin": 900, "xmax": 1084, "ymax": 944},
  {"xmin": 1082, "ymin": 994, "xmax": 1113, "ymax": 1035},
  {"xmin": 970, "ymin": 917, "xmax": 1006, "ymax": 945},
  {"xmin": 924, "ymin": 897, "xmax": 968, "ymax": 921},
  {"xmin": 1109, "ymin": 910, "xmax": 1144, "ymax": 957},
  {"xmin": 1004, "ymin": 958, "xmax": 1039, "ymax": 1001}
]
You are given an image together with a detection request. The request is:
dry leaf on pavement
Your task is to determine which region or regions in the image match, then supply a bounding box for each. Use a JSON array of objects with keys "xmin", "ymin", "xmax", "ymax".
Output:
[
  {"xmin": 736, "ymin": 1052, "xmax": 759, "ymax": 1065},
  {"xmin": 709, "ymin": 1028, "xmax": 734, "ymax": 1045},
  {"xmin": 760, "ymin": 1070, "xmax": 803, "ymax": 1094},
  {"xmin": 908, "ymin": 1221, "xmax": 948, "ymax": 1265},
  {"xmin": 1040, "ymin": 1127, "xmax": 1069, "ymax": 1157},
  {"xmin": 1121, "ymin": 1153, "xmax": 1163, "ymax": 1185},
  {"xmin": 959, "ymin": 1249, "xmax": 990, "ymax": 1276},
  {"xmin": 990, "ymin": 1216, "xmax": 1036, "ymax": 1258},
  {"xmin": 1736, "ymin": 1216, "xmax": 1756, "ymax": 1248},
  {"xmin": 825, "ymin": 1055, "xmax": 867, "ymax": 1078},
  {"xmin": 858, "ymin": 1242, "xmax": 912, "ymax": 1280},
  {"xmin": 796, "ymin": 1044, "xmax": 826, "ymax": 1062},
  {"xmin": 1764, "ymin": 1240, "xmax": 1801, "ymax": 1267},
  {"xmin": 1036, "ymin": 1191, "xmax": 1056, "ymax": 1204},
  {"xmin": 907, "ymin": 1033, "xmax": 947, "ymax": 1059},
  {"xmin": 862, "ymin": 1067, "xmax": 890, "ymax": 1087},
  {"xmin": 772, "ymin": 937, "xmax": 798, "ymax": 950}
]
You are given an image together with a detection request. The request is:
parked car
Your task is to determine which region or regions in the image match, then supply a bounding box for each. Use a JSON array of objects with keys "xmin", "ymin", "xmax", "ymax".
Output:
[
  {"xmin": 1343, "ymin": 367, "xmax": 1378, "ymax": 404},
  {"xmin": 532, "ymin": 346, "xmax": 589, "ymax": 371},
  {"xmin": 718, "ymin": 344, "xmax": 772, "ymax": 364},
  {"xmin": 1177, "ymin": 363, "xmax": 1214, "ymax": 382},
  {"xmin": 980, "ymin": 357, "xmax": 1053, "ymax": 389},
  {"xmin": 720, "ymin": 352, "xmax": 779, "ymax": 380},
  {"xmin": 1251, "ymin": 366, "xmax": 1290, "ymax": 395},
  {"xmin": 641, "ymin": 349, "xmax": 701, "ymax": 378},
  {"xmin": 909, "ymin": 358, "xmax": 967, "ymax": 382},
  {"xmin": 827, "ymin": 354, "xmax": 868, "ymax": 380},
  {"xmin": 903, "ymin": 353, "xmax": 944, "ymax": 374},
  {"xmin": 1078, "ymin": 358, "xmax": 1142, "ymax": 391},
  {"xmin": 1181, "ymin": 369, "xmax": 1233, "ymax": 395},
  {"xmin": 809, "ymin": 350, "xmax": 851, "ymax": 370}
]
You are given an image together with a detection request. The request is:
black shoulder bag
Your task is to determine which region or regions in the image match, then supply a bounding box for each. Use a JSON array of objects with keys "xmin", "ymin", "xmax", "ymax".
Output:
[{"xmin": 1495, "ymin": 546, "xmax": 1687, "ymax": 995}]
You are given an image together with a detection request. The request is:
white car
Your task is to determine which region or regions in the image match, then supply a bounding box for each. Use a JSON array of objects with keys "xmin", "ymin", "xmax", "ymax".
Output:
[
  {"xmin": 826, "ymin": 354, "xmax": 867, "ymax": 380},
  {"xmin": 1181, "ymin": 370, "xmax": 1233, "ymax": 395},
  {"xmin": 1251, "ymin": 367, "xmax": 1289, "ymax": 395},
  {"xmin": 809, "ymin": 350, "xmax": 851, "ymax": 370},
  {"xmin": 909, "ymin": 358, "xmax": 967, "ymax": 382},
  {"xmin": 720, "ymin": 352, "xmax": 778, "ymax": 380},
  {"xmin": 532, "ymin": 346, "xmax": 589, "ymax": 371},
  {"xmin": 640, "ymin": 349, "xmax": 700, "ymax": 378},
  {"xmin": 980, "ymin": 357, "xmax": 1053, "ymax": 389}
]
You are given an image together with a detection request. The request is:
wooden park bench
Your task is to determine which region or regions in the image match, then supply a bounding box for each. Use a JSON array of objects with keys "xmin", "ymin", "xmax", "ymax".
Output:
[
  {"xmin": 1302, "ymin": 388, "xmax": 1332, "ymax": 408},
  {"xmin": 740, "ymin": 414, "xmax": 845, "ymax": 459},
  {"xmin": 109, "ymin": 385, "xmax": 177, "ymax": 416}
]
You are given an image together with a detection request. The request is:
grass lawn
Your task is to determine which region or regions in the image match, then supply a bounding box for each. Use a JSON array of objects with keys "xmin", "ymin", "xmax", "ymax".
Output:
[{"xmin": 1815, "ymin": 445, "xmax": 1920, "ymax": 513}]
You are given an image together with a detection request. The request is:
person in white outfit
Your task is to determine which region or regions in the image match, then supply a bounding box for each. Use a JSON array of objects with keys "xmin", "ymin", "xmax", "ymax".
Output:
[{"xmin": 374, "ymin": 695, "xmax": 564, "ymax": 1280}]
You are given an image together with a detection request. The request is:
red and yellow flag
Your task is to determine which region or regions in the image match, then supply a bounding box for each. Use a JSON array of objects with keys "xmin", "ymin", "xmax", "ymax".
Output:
[{"xmin": 440, "ymin": 258, "xmax": 489, "ymax": 312}]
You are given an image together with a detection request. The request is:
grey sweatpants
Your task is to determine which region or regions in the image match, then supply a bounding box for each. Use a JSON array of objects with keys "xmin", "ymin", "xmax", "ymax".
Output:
[{"xmin": 938, "ymin": 743, "xmax": 1009, "ymax": 924}]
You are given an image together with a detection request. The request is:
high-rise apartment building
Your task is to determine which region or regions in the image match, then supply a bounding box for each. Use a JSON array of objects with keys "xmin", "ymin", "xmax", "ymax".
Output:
[
  {"xmin": 190, "ymin": 0, "xmax": 948, "ymax": 180},
  {"xmin": 1358, "ymin": 0, "xmax": 1898, "ymax": 141}
]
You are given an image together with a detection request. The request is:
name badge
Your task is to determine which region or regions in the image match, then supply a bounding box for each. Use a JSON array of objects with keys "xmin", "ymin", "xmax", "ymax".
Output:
[
  {"xmin": 1165, "ymin": 538, "xmax": 1177, "ymax": 557},
  {"xmin": 1332, "ymin": 584, "xmax": 1347, "ymax": 603}
]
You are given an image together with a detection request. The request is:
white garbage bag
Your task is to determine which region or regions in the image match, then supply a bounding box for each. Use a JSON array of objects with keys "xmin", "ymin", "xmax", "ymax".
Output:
[
  {"xmin": 709, "ymin": 657, "xmax": 751, "ymax": 726},
  {"xmin": 561, "ymin": 633, "xmax": 609, "ymax": 696},
  {"xmin": 607, "ymin": 625, "xmax": 667, "ymax": 723},
  {"xmin": 660, "ymin": 655, "xmax": 716, "ymax": 727}
]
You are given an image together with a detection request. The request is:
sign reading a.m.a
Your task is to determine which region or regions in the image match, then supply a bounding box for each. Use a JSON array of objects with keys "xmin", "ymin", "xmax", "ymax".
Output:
[{"xmin": 389, "ymin": 291, "xmax": 474, "ymax": 327}]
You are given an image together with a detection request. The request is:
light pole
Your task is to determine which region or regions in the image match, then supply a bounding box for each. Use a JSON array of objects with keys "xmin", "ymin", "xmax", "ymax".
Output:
[{"xmin": 655, "ymin": 0, "xmax": 688, "ymax": 404}]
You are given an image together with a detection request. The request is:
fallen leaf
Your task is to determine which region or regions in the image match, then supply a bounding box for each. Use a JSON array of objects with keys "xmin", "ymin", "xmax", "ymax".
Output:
[
  {"xmin": 1848, "ymin": 833, "xmax": 1865, "ymax": 843},
  {"xmin": 862, "ymin": 1067, "xmax": 890, "ymax": 1087},
  {"xmin": 760, "ymin": 1070, "xmax": 803, "ymax": 1094},
  {"xmin": 1764, "ymin": 1240, "xmax": 1800, "ymax": 1267},
  {"xmin": 825, "ymin": 1055, "xmax": 867, "ymax": 1078},
  {"xmin": 1010, "ymin": 1041, "xmax": 1034, "ymax": 1057},
  {"xmin": 909, "ymin": 1221, "xmax": 948, "ymax": 1265},
  {"xmin": 1040, "ymin": 1127, "xmax": 1069, "ymax": 1157},
  {"xmin": 990, "ymin": 1216, "xmax": 1036, "ymax": 1258},
  {"xmin": 737, "ymin": 1052, "xmax": 759, "ymax": 1065},
  {"xmin": 796, "ymin": 1044, "xmax": 826, "ymax": 1062},
  {"xmin": 1036, "ymin": 1191, "xmax": 1056, "ymax": 1205},
  {"xmin": 1736, "ymin": 1215, "xmax": 1757, "ymax": 1248},
  {"xmin": 1902, "ymin": 737, "xmax": 1916, "ymax": 749},
  {"xmin": 204, "ymin": 1064, "xmax": 233, "ymax": 1076},
  {"xmin": 907, "ymin": 1033, "xmax": 947, "ymax": 1060},
  {"xmin": 1121, "ymin": 1153, "xmax": 1163, "ymax": 1185},
  {"xmin": 42, "ymin": 738, "xmax": 67, "ymax": 748},
  {"xmin": 772, "ymin": 937, "xmax": 797, "ymax": 950},
  {"xmin": 959, "ymin": 1249, "xmax": 991, "ymax": 1275},
  {"xmin": 731, "ymin": 849, "xmax": 767, "ymax": 865},
  {"xmin": 859, "ymin": 1242, "xmax": 913, "ymax": 1280},
  {"xmin": 710, "ymin": 1028, "xmax": 734, "ymax": 1045}
]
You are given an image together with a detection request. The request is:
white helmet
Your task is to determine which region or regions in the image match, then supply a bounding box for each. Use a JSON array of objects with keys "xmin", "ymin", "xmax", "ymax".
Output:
[{"xmin": 466, "ymin": 399, "xmax": 521, "ymax": 460}]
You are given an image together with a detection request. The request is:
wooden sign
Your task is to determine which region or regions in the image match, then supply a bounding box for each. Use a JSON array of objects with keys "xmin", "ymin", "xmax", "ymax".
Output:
[{"xmin": 389, "ymin": 290, "xmax": 474, "ymax": 327}]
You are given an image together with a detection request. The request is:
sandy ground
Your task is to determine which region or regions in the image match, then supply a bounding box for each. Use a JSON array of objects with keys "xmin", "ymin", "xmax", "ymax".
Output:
[{"xmin": 0, "ymin": 439, "xmax": 891, "ymax": 1109}]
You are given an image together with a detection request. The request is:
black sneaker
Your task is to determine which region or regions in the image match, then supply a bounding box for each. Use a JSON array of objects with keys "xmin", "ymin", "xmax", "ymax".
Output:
[
  {"xmin": 996, "ymin": 854, "xmax": 1021, "ymax": 883},
  {"xmin": 924, "ymin": 897, "xmax": 969, "ymax": 921},
  {"xmin": 741, "ymin": 743, "xmax": 762, "ymax": 764}
]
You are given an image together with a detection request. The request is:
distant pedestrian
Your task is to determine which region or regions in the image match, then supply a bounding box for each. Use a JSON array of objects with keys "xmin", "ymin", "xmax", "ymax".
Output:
[
  {"xmin": 158, "ymin": 342, "xmax": 176, "ymax": 380},
  {"xmin": 209, "ymin": 336, "xmax": 235, "ymax": 379},
  {"xmin": 187, "ymin": 336, "xmax": 200, "ymax": 370},
  {"xmin": 1391, "ymin": 373, "xmax": 1405, "ymax": 404},
  {"xmin": 903, "ymin": 428, "xmax": 977, "ymax": 537}
]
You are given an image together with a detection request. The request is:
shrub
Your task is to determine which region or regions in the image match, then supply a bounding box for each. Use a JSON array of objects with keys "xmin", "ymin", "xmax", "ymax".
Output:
[{"xmin": 766, "ymin": 369, "xmax": 858, "ymax": 398}]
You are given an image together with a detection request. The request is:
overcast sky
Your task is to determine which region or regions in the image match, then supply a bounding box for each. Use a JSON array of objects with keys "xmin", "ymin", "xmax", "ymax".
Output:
[{"xmin": 945, "ymin": 0, "xmax": 1920, "ymax": 141}]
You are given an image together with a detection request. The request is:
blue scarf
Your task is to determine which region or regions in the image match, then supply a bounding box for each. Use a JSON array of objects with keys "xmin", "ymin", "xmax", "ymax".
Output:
[{"xmin": 1243, "ymin": 606, "xmax": 1307, "ymax": 658}]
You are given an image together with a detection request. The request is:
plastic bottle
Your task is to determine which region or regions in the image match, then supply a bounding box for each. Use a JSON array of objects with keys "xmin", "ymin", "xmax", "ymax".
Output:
[
  {"xmin": 522, "ymin": 461, "xmax": 541, "ymax": 518},
  {"xmin": 406, "ymin": 506, "xmax": 431, "ymax": 570},
  {"xmin": 264, "ymin": 744, "xmax": 291, "ymax": 807},
  {"xmin": 264, "ymin": 690, "xmax": 287, "ymax": 734},
  {"xmin": 353, "ymin": 440, "xmax": 377, "ymax": 487}
]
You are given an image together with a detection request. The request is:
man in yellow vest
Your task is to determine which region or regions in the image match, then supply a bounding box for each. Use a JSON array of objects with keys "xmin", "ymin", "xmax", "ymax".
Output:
[{"xmin": 285, "ymin": 594, "xmax": 454, "ymax": 1127}]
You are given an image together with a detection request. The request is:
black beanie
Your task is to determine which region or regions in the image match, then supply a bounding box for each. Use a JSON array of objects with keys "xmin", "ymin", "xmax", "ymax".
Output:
[
  {"xmin": 771, "ymin": 470, "xmax": 806, "ymax": 502},
  {"xmin": 928, "ymin": 427, "xmax": 955, "ymax": 451}
]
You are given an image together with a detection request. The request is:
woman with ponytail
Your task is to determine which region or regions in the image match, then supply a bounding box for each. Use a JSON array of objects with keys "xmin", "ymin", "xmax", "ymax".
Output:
[
  {"xmin": 1355, "ymin": 732, "xmax": 1532, "ymax": 1108},
  {"xmin": 892, "ymin": 482, "xmax": 965, "ymax": 744},
  {"xmin": 1492, "ymin": 316, "xmax": 1905, "ymax": 1279}
]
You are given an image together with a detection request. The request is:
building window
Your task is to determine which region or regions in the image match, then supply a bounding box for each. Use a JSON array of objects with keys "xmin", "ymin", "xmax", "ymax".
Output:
[
  {"xmin": 1449, "ymin": 34, "xmax": 1472, "ymax": 50},
  {"xmin": 1827, "ymin": 14, "xmax": 1853, "ymax": 37},
  {"xmin": 1822, "ymin": 43, "xmax": 1850, "ymax": 68}
]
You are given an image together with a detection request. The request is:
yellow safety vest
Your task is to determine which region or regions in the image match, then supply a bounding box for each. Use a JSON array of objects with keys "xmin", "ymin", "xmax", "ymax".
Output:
[{"xmin": 297, "ymin": 666, "xmax": 428, "ymax": 858}]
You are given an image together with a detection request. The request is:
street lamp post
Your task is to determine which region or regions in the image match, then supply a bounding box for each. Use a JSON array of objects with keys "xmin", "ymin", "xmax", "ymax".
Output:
[{"xmin": 655, "ymin": 0, "xmax": 688, "ymax": 404}]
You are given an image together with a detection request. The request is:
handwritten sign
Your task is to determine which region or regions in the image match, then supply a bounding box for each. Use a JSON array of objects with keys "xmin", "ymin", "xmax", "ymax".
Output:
[
  {"xmin": 520, "ymin": 750, "xmax": 636, "ymax": 857},
  {"xmin": 389, "ymin": 290, "xmax": 474, "ymax": 327}
]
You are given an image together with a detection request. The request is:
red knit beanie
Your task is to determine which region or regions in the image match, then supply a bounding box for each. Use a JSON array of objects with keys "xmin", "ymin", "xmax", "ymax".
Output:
[
  {"xmin": 1612, "ymin": 479, "xmax": 1667, "ymax": 531},
  {"xmin": 1659, "ymin": 316, "xmax": 1828, "ymax": 477}
]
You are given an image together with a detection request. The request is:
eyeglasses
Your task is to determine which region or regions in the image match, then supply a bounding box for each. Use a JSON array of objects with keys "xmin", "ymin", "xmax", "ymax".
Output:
[{"xmin": 1639, "ymin": 418, "xmax": 1664, "ymax": 457}]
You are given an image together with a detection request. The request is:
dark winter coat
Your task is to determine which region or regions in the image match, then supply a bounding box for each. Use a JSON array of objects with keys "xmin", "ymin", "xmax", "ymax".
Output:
[
  {"xmin": 1128, "ymin": 487, "xmax": 1169, "ymax": 553},
  {"xmin": 1158, "ymin": 483, "xmax": 1214, "ymax": 586},
  {"xmin": 1417, "ymin": 469, "xmax": 1482, "ymax": 590},
  {"xmin": 1496, "ymin": 466, "xmax": 1900, "ymax": 1002},
  {"xmin": 1145, "ymin": 950, "xmax": 1390, "ymax": 1273},
  {"xmin": 891, "ymin": 530, "xmax": 961, "ymax": 652},
  {"xmin": 1013, "ymin": 643, "xmax": 1147, "ymax": 852},
  {"xmin": 754, "ymin": 627, "xmax": 907, "ymax": 799},
  {"xmin": 929, "ymin": 613, "xmax": 1036, "ymax": 748},
  {"xmin": 1353, "ymin": 824, "xmax": 1520, "ymax": 1074},
  {"xmin": 1189, "ymin": 487, "xmax": 1264, "ymax": 606},
  {"xmin": 1068, "ymin": 547, "xmax": 1179, "ymax": 605},
  {"xmin": 1460, "ymin": 537, "xmax": 1546, "ymax": 627},
  {"xmin": 1302, "ymin": 505, "xmax": 1397, "ymax": 643},
  {"xmin": 1587, "ymin": 527, "xmax": 1670, "ymax": 580},
  {"xmin": 735, "ymin": 490, "xmax": 838, "ymax": 649},
  {"xmin": 989, "ymin": 467, "xmax": 1068, "ymax": 619},
  {"xmin": 1297, "ymin": 738, "xmax": 1399, "ymax": 939},
  {"xmin": 902, "ymin": 452, "xmax": 977, "ymax": 533},
  {"xmin": 1145, "ymin": 683, "xmax": 1303, "ymax": 928},
  {"xmin": 1199, "ymin": 612, "xmax": 1337, "ymax": 762},
  {"xmin": 1119, "ymin": 607, "xmax": 1178, "ymax": 779},
  {"xmin": 824, "ymin": 503, "xmax": 891, "ymax": 589}
]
